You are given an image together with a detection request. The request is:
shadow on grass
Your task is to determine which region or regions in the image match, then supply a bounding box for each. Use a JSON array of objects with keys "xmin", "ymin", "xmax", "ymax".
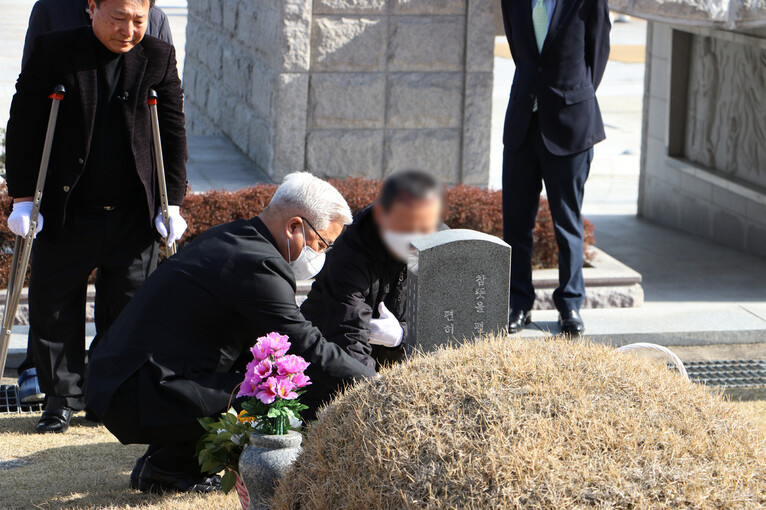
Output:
[
  {"xmin": 0, "ymin": 417, "xmax": 231, "ymax": 510},
  {"xmin": 0, "ymin": 412, "xmax": 101, "ymax": 435},
  {"xmin": 0, "ymin": 413, "xmax": 38, "ymax": 434}
]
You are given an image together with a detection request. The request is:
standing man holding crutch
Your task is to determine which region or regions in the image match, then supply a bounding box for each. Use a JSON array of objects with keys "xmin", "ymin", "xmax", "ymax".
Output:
[{"xmin": 5, "ymin": 0, "xmax": 188, "ymax": 433}]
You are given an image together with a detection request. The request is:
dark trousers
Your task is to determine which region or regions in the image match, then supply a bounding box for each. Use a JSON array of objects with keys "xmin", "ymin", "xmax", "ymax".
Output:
[
  {"xmin": 102, "ymin": 369, "xmax": 207, "ymax": 477},
  {"xmin": 27, "ymin": 203, "xmax": 157, "ymax": 409},
  {"xmin": 502, "ymin": 114, "xmax": 592, "ymax": 313}
]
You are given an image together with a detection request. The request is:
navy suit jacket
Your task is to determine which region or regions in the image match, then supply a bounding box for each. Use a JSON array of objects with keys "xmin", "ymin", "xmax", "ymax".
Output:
[{"xmin": 501, "ymin": 0, "xmax": 611, "ymax": 156}]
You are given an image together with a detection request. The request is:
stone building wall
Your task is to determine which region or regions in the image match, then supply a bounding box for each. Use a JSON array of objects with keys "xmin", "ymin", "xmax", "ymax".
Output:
[
  {"xmin": 639, "ymin": 22, "xmax": 766, "ymax": 257},
  {"xmin": 183, "ymin": 0, "xmax": 496, "ymax": 185}
]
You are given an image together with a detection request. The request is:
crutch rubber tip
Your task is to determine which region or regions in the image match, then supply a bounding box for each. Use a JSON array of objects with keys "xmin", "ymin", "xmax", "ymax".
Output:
[
  {"xmin": 49, "ymin": 84, "xmax": 66, "ymax": 100},
  {"xmin": 148, "ymin": 89, "xmax": 158, "ymax": 99}
]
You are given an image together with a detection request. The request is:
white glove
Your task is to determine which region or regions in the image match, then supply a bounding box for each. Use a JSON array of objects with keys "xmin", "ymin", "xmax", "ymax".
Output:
[
  {"xmin": 369, "ymin": 302, "xmax": 404, "ymax": 348},
  {"xmin": 8, "ymin": 201, "xmax": 43, "ymax": 238},
  {"xmin": 154, "ymin": 205, "xmax": 187, "ymax": 246}
]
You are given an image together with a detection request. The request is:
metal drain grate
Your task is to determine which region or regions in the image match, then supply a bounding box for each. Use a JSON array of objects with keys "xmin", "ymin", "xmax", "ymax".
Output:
[
  {"xmin": 0, "ymin": 385, "xmax": 43, "ymax": 414},
  {"xmin": 684, "ymin": 360, "xmax": 766, "ymax": 388}
]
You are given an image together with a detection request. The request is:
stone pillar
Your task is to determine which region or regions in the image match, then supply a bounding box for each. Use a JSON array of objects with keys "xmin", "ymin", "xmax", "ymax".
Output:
[
  {"xmin": 184, "ymin": 0, "xmax": 495, "ymax": 185},
  {"xmin": 185, "ymin": 0, "xmax": 312, "ymax": 181}
]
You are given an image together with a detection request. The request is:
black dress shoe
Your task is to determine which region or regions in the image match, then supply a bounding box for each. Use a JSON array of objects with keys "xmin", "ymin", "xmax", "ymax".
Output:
[
  {"xmin": 129, "ymin": 455, "xmax": 147, "ymax": 490},
  {"xmin": 36, "ymin": 406, "xmax": 73, "ymax": 434},
  {"xmin": 559, "ymin": 310, "xmax": 585, "ymax": 337},
  {"xmin": 137, "ymin": 459, "xmax": 222, "ymax": 494},
  {"xmin": 84, "ymin": 409, "xmax": 101, "ymax": 423},
  {"xmin": 509, "ymin": 309, "xmax": 532, "ymax": 334}
]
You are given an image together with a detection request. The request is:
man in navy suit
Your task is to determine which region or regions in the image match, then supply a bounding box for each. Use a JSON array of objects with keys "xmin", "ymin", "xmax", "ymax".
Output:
[{"xmin": 501, "ymin": 0, "xmax": 610, "ymax": 336}]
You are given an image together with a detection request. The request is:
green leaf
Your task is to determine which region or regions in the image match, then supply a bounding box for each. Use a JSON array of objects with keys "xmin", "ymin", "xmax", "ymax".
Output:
[
  {"xmin": 201, "ymin": 458, "xmax": 221, "ymax": 474},
  {"xmin": 221, "ymin": 470, "xmax": 237, "ymax": 494}
]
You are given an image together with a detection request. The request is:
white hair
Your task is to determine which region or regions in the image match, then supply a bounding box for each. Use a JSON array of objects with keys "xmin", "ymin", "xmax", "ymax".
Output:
[{"xmin": 268, "ymin": 172, "xmax": 353, "ymax": 230}]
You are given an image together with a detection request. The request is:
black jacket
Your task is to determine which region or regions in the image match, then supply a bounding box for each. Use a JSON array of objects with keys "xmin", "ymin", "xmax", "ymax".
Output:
[
  {"xmin": 5, "ymin": 27, "xmax": 187, "ymax": 240},
  {"xmin": 85, "ymin": 217, "xmax": 376, "ymax": 428},
  {"xmin": 21, "ymin": 0, "xmax": 174, "ymax": 69},
  {"xmin": 301, "ymin": 207, "xmax": 408, "ymax": 371},
  {"xmin": 501, "ymin": 0, "xmax": 611, "ymax": 156}
]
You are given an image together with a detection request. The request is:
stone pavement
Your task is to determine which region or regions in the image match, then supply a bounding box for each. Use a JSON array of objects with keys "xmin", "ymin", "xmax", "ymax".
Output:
[{"xmin": 521, "ymin": 215, "xmax": 766, "ymax": 348}]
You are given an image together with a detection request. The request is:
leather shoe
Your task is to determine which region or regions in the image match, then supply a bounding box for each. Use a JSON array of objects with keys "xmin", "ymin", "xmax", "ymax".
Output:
[
  {"xmin": 130, "ymin": 455, "xmax": 148, "ymax": 490},
  {"xmin": 138, "ymin": 458, "xmax": 222, "ymax": 494},
  {"xmin": 84, "ymin": 408, "xmax": 101, "ymax": 423},
  {"xmin": 36, "ymin": 405, "xmax": 73, "ymax": 434},
  {"xmin": 508, "ymin": 309, "xmax": 532, "ymax": 334},
  {"xmin": 559, "ymin": 310, "xmax": 585, "ymax": 337}
]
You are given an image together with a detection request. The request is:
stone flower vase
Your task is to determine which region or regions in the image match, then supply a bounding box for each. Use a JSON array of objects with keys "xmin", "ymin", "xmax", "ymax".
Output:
[{"xmin": 239, "ymin": 430, "xmax": 303, "ymax": 510}]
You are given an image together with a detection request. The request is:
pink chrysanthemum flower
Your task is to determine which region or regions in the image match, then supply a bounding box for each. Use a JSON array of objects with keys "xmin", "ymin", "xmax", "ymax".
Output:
[{"xmin": 276, "ymin": 354, "xmax": 310, "ymax": 376}]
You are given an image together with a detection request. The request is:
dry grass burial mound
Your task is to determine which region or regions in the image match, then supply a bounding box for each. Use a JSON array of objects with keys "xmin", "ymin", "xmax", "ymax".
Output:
[{"xmin": 272, "ymin": 336, "xmax": 766, "ymax": 510}]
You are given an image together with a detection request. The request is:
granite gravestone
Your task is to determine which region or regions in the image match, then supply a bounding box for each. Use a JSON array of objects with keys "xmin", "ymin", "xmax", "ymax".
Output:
[{"xmin": 407, "ymin": 229, "xmax": 511, "ymax": 352}]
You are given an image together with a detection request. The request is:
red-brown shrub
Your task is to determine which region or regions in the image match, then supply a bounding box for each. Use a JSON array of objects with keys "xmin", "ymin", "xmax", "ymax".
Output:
[{"xmin": 0, "ymin": 179, "xmax": 596, "ymax": 288}]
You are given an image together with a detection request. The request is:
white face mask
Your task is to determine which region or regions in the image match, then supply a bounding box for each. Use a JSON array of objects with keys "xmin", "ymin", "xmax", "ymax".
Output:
[
  {"xmin": 382, "ymin": 230, "xmax": 422, "ymax": 262},
  {"xmin": 287, "ymin": 223, "xmax": 326, "ymax": 280}
]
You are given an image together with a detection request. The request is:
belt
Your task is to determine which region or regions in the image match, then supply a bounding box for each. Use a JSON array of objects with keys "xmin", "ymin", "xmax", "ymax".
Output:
[{"xmin": 70, "ymin": 204, "xmax": 122, "ymax": 213}]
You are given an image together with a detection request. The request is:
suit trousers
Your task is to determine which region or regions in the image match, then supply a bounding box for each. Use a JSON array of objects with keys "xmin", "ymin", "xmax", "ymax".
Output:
[
  {"xmin": 27, "ymin": 202, "xmax": 157, "ymax": 409},
  {"xmin": 101, "ymin": 369, "xmax": 205, "ymax": 477},
  {"xmin": 502, "ymin": 114, "xmax": 592, "ymax": 313}
]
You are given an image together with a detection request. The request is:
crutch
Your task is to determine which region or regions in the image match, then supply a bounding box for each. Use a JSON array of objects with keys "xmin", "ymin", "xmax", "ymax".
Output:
[
  {"xmin": 147, "ymin": 89, "xmax": 177, "ymax": 257},
  {"xmin": 0, "ymin": 84, "xmax": 65, "ymax": 378}
]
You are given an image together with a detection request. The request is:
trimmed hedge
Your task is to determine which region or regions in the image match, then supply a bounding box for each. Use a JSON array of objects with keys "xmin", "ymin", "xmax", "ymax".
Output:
[
  {"xmin": 181, "ymin": 178, "xmax": 595, "ymax": 268},
  {"xmin": 0, "ymin": 179, "xmax": 595, "ymax": 288}
]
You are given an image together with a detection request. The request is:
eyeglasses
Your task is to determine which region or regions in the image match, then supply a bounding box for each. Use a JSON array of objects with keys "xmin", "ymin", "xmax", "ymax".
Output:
[{"xmin": 301, "ymin": 217, "xmax": 334, "ymax": 253}]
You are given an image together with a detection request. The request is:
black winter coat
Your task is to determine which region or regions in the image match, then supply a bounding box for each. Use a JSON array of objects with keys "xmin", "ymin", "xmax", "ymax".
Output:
[
  {"xmin": 5, "ymin": 27, "xmax": 187, "ymax": 240},
  {"xmin": 85, "ymin": 217, "xmax": 376, "ymax": 430},
  {"xmin": 301, "ymin": 207, "xmax": 408, "ymax": 371}
]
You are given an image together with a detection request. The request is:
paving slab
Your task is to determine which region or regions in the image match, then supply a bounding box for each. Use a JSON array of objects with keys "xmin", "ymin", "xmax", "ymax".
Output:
[
  {"xmin": 520, "ymin": 303, "xmax": 766, "ymax": 345},
  {"xmin": 186, "ymin": 135, "xmax": 272, "ymax": 191}
]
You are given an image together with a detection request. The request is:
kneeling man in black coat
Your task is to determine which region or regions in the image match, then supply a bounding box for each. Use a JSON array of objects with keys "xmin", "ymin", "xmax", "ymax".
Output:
[
  {"xmin": 300, "ymin": 171, "xmax": 443, "ymax": 411},
  {"xmin": 85, "ymin": 172, "xmax": 376, "ymax": 493}
]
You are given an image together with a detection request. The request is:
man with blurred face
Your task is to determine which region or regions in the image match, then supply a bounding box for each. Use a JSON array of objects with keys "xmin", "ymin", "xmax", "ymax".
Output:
[
  {"xmin": 86, "ymin": 173, "xmax": 376, "ymax": 493},
  {"xmin": 301, "ymin": 171, "xmax": 443, "ymax": 391},
  {"xmin": 5, "ymin": 0, "xmax": 187, "ymax": 433}
]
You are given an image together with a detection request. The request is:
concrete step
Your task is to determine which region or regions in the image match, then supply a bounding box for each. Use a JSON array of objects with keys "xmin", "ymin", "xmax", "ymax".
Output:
[{"xmin": 519, "ymin": 302, "xmax": 766, "ymax": 347}]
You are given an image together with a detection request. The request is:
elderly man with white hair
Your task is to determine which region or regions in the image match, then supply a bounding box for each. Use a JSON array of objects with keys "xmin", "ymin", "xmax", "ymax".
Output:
[{"xmin": 85, "ymin": 172, "xmax": 376, "ymax": 494}]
